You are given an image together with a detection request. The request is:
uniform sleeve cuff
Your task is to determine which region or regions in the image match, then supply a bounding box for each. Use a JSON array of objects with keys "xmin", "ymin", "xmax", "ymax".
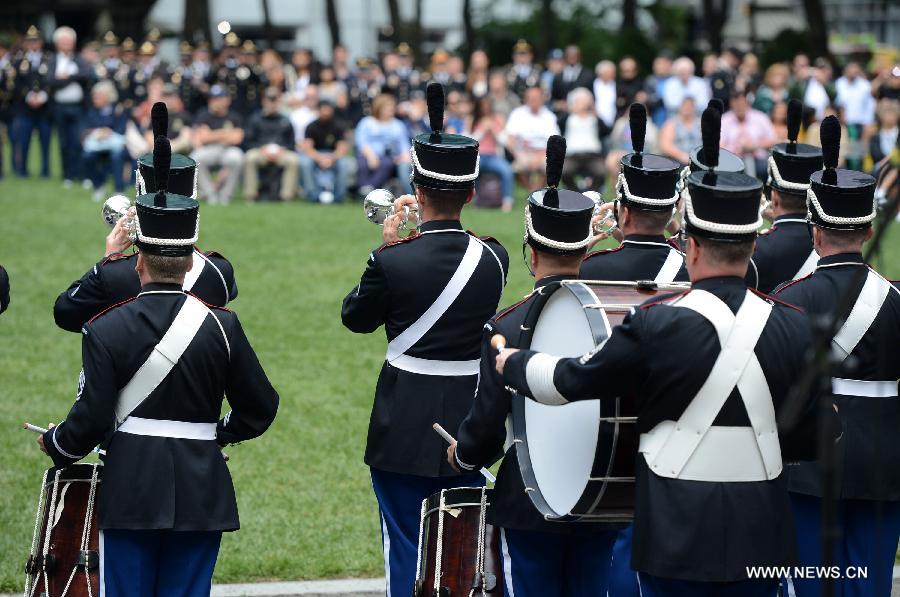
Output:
[
  {"xmin": 44, "ymin": 424, "xmax": 82, "ymax": 467},
  {"xmin": 455, "ymin": 445, "xmax": 476, "ymax": 471}
]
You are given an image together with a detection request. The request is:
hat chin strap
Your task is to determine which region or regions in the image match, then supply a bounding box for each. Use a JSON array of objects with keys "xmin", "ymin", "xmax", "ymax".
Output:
[
  {"xmin": 523, "ymin": 204, "xmax": 593, "ymax": 252},
  {"xmin": 767, "ymin": 156, "xmax": 811, "ymax": 193},
  {"xmin": 805, "ymin": 187, "xmax": 877, "ymax": 226},
  {"xmin": 617, "ymin": 172, "xmax": 679, "ymax": 207},
  {"xmin": 410, "ymin": 147, "xmax": 480, "ymax": 183},
  {"xmin": 682, "ymin": 184, "xmax": 763, "ymax": 236}
]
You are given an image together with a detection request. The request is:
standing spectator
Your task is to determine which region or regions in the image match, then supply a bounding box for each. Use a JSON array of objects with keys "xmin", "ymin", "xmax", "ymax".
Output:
[
  {"xmin": 708, "ymin": 49, "xmax": 740, "ymax": 109},
  {"xmin": 645, "ymin": 54, "xmax": 673, "ymax": 128},
  {"xmin": 471, "ymin": 96, "xmax": 515, "ymax": 211},
  {"xmin": 604, "ymin": 102, "xmax": 659, "ymax": 187},
  {"xmin": 806, "ymin": 106, "xmax": 850, "ymax": 167},
  {"xmin": 872, "ymin": 64, "xmax": 899, "ymax": 101},
  {"xmin": 558, "ymin": 87, "xmax": 608, "ymax": 191},
  {"xmin": 81, "ymin": 81, "xmax": 128, "ymax": 200},
  {"xmin": 243, "ymin": 87, "xmax": 299, "ymax": 202},
  {"xmin": 753, "ymin": 63, "xmax": 790, "ymax": 115},
  {"xmin": 662, "ymin": 57, "xmax": 710, "ymax": 117},
  {"xmin": 506, "ymin": 39, "xmax": 541, "ymax": 99},
  {"xmin": 332, "ymin": 44, "xmax": 353, "ymax": 85},
  {"xmin": 792, "ymin": 58, "xmax": 835, "ymax": 120},
  {"xmin": 504, "ymin": 85, "xmax": 560, "ymax": 189},
  {"xmin": 617, "ymin": 56, "xmax": 647, "ymax": 118},
  {"xmin": 771, "ymin": 101, "xmax": 789, "ymax": 141},
  {"xmin": 593, "ymin": 60, "xmax": 618, "ymax": 129},
  {"xmin": 191, "ymin": 85, "xmax": 245, "ymax": 204},
  {"xmin": 12, "ymin": 26, "xmax": 52, "ymax": 178},
  {"xmin": 869, "ymin": 98, "xmax": 898, "ymax": 176},
  {"xmin": 737, "ymin": 52, "xmax": 762, "ymax": 94},
  {"xmin": 550, "ymin": 45, "xmax": 593, "ymax": 112},
  {"xmin": 466, "ymin": 49, "xmax": 491, "ymax": 99},
  {"xmin": 720, "ymin": 91, "xmax": 777, "ymax": 178},
  {"xmin": 658, "ymin": 96, "xmax": 701, "ymax": 164},
  {"xmin": 286, "ymin": 48, "xmax": 320, "ymax": 107},
  {"xmin": 540, "ymin": 48, "xmax": 564, "ymax": 100},
  {"xmin": 317, "ymin": 65, "xmax": 348, "ymax": 107},
  {"xmin": 49, "ymin": 26, "xmax": 92, "ymax": 188},
  {"xmin": 354, "ymin": 93, "xmax": 412, "ymax": 196},
  {"xmin": 300, "ymin": 99, "xmax": 350, "ymax": 203},
  {"xmin": 488, "ymin": 69, "xmax": 520, "ymax": 118},
  {"xmin": 836, "ymin": 62, "xmax": 876, "ymax": 170},
  {"xmin": 790, "ymin": 54, "xmax": 811, "ymax": 89}
]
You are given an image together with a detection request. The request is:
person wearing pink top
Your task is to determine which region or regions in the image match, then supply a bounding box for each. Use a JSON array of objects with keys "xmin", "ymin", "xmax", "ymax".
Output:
[
  {"xmin": 473, "ymin": 96, "xmax": 515, "ymax": 210},
  {"xmin": 720, "ymin": 91, "xmax": 777, "ymax": 179}
]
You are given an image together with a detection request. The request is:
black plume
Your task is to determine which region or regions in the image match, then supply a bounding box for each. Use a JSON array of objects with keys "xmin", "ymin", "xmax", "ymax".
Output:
[
  {"xmin": 700, "ymin": 107, "xmax": 721, "ymax": 170},
  {"xmin": 151, "ymin": 102, "xmax": 168, "ymax": 139},
  {"xmin": 820, "ymin": 115, "xmax": 840, "ymax": 170},
  {"xmin": 707, "ymin": 98, "xmax": 725, "ymax": 114},
  {"xmin": 629, "ymin": 103, "xmax": 646, "ymax": 154},
  {"xmin": 426, "ymin": 82, "xmax": 444, "ymax": 135},
  {"xmin": 787, "ymin": 99, "xmax": 802, "ymax": 144},
  {"xmin": 153, "ymin": 135, "xmax": 171, "ymax": 207},
  {"xmin": 545, "ymin": 135, "xmax": 566, "ymax": 189}
]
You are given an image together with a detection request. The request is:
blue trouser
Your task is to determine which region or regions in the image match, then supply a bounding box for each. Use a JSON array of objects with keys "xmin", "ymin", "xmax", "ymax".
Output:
[
  {"xmin": 499, "ymin": 527, "xmax": 616, "ymax": 597},
  {"xmin": 83, "ymin": 148, "xmax": 127, "ymax": 192},
  {"xmin": 101, "ymin": 529, "xmax": 222, "ymax": 597},
  {"xmin": 12, "ymin": 111, "xmax": 51, "ymax": 177},
  {"xmin": 608, "ymin": 524, "xmax": 640, "ymax": 597},
  {"xmin": 356, "ymin": 155, "xmax": 412, "ymax": 195},
  {"xmin": 479, "ymin": 153, "xmax": 514, "ymax": 199},
  {"xmin": 54, "ymin": 102, "xmax": 83, "ymax": 181},
  {"xmin": 370, "ymin": 467, "xmax": 484, "ymax": 597},
  {"xmin": 299, "ymin": 153, "xmax": 350, "ymax": 201},
  {"xmin": 789, "ymin": 493, "xmax": 900, "ymax": 597},
  {"xmin": 638, "ymin": 573, "xmax": 778, "ymax": 596}
]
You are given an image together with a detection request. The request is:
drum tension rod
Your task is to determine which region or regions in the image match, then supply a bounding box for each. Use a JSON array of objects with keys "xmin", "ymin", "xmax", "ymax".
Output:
[{"xmin": 77, "ymin": 549, "xmax": 100, "ymax": 571}]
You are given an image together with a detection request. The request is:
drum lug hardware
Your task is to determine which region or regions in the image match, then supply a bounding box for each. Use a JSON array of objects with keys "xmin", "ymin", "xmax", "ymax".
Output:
[
  {"xmin": 471, "ymin": 572, "xmax": 497, "ymax": 592},
  {"xmin": 41, "ymin": 553, "xmax": 56, "ymax": 573},
  {"xmin": 25, "ymin": 554, "xmax": 40, "ymax": 575},
  {"xmin": 77, "ymin": 549, "xmax": 100, "ymax": 570}
]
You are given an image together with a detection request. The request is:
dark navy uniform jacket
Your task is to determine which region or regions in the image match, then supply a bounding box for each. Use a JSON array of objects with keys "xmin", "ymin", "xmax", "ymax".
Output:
[
  {"xmin": 580, "ymin": 235, "xmax": 688, "ymax": 282},
  {"xmin": 54, "ymin": 249, "xmax": 237, "ymax": 333},
  {"xmin": 746, "ymin": 215, "xmax": 816, "ymax": 294},
  {"xmin": 776, "ymin": 253, "xmax": 900, "ymax": 501},
  {"xmin": 43, "ymin": 283, "xmax": 278, "ymax": 531},
  {"xmin": 502, "ymin": 277, "xmax": 832, "ymax": 582},
  {"xmin": 456, "ymin": 275, "xmax": 618, "ymax": 534},
  {"xmin": 0, "ymin": 264, "xmax": 9, "ymax": 314},
  {"xmin": 341, "ymin": 220, "xmax": 509, "ymax": 477}
]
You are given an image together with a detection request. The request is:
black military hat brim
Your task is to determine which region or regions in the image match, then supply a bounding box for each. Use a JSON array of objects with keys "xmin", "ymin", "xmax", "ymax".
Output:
[
  {"xmin": 525, "ymin": 189, "xmax": 595, "ymax": 255},
  {"xmin": 685, "ymin": 171, "xmax": 763, "ymax": 242},
  {"xmin": 689, "ymin": 145, "xmax": 745, "ymax": 174},
  {"xmin": 135, "ymin": 192, "xmax": 200, "ymax": 256},
  {"xmin": 412, "ymin": 132, "xmax": 479, "ymax": 191},
  {"xmin": 808, "ymin": 168, "xmax": 876, "ymax": 230},
  {"xmin": 619, "ymin": 152, "xmax": 682, "ymax": 210},
  {"xmin": 138, "ymin": 153, "xmax": 197, "ymax": 198},
  {"xmin": 768, "ymin": 142, "xmax": 823, "ymax": 195}
]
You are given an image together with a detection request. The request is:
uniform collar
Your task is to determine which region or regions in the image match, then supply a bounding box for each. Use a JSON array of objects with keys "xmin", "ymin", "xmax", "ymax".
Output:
[
  {"xmin": 622, "ymin": 234, "xmax": 669, "ymax": 248},
  {"xmin": 773, "ymin": 214, "xmax": 808, "ymax": 225},
  {"xmin": 691, "ymin": 276, "xmax": 747, "ymax": 291},
  {"xmin": 534, "ymin": 274, "xmax": 573, "ymax": 290},
  {"xmin": 419, "ymin": 220, "xmax": 463, "ymax": 233},
  {"xmin": 817, "ymin": 253, "xmax": 865, "ymax": 268},
  {"xmin": 140, "ymin": 282, "xmax": 185, "ymax": 294}
]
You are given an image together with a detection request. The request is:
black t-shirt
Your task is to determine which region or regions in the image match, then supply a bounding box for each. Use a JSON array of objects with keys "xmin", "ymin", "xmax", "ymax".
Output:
[
  {"xmin": 194, "ymin": 108, "xmax": 243, "ymax": 131},
  {"xmin": 304, "ymin": 118, "xmax": 347, "ymax": 151},
  {"xmin": 168, "ymin": 111, "xmax": 193, "ymax": 137}
]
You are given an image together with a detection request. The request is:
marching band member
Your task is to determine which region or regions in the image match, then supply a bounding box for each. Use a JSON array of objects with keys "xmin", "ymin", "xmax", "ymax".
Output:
[
  {"xmin": 495, "ymin": 108, "xmax": 835, "ymax": 597},
  {"xmin": 450, "ymin": 136, "xmax": 619, "ymax": 597},
  {"xmin": 0, "ymin": 264, "xmax": 8, "ymax": 314},
  {"xmin": 581, "ymin": 103, "xmax": 688, "ymax": 284},
  {"xmin": 54, "ymin": 103, "xmax": 237, "ymax": 333},
  {"xmin": 747, "ymin": 99, "xmax": 824, "ymax": 293},
  {"xmin": 37, "ymin": 137, "xmax": 279, "ymax": 597},
  {"xmin": 775, "ymin": 116, "xmax": 900, "ymax": 597},
  {"xmin": 341, "ymin": 83, "xmax": 509, "ymax": 596}
]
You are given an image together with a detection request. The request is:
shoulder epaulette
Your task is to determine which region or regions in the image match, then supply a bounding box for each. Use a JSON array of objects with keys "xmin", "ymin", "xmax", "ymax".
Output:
[
  {"xmin": 583, "ymin": 245, "xmax": 624, "ymax": 261},
  {"xmin": 772, "ymin": 273, "xmax": 813, "ymax": 295},
  {"xmin": 751, "ymin": 288, "xmax": 804, "ymax": 312},
  {"xmin": 187, "ymin": 291, "xmax": 232, "ymax": 312},
  {"xmin": 640, "ymin": 289, "xmax": 690, "ymax": 310},
  {"xmin": 101, "ymin": 252, "xmax": 132, "ymax": 265},
  {"xmin": 495, "ymin": 294, "xmax": 535, "ymax": 321},
  {"xmin": 87, "ymin": 297, "xmax": 136, "ymax": 324},
  {"xmin": 377, "ymin": 233, "xmax": 422, "ymax": 253}
]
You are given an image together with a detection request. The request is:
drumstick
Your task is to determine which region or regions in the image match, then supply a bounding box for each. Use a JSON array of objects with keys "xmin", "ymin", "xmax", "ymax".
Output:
[
  {"xmin": 23, "ymin": 423, "xmax": 48, "ymax": 434},
  {"xmin": 432, "ymin": 423, "xmax": 496, "ymax": 484},
  {"xmin": 490, "ymin": 334, "xmax": 507, "ymax": 353}
]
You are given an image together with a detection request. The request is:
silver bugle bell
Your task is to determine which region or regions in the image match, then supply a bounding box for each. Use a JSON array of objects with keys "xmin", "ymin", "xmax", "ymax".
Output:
[
  {"xmin": 102, "ymin": 195, "xmax": 137, "ymax": 241},
  {"xmin": 363, "ymin": 189, "xmax": 420, "ymax": 230}
]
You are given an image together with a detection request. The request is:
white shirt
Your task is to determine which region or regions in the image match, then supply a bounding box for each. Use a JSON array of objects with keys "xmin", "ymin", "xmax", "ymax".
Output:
[
  {"xmin": 53, "ymin": 53, "xmax": 83, "ymax": 104},
  {"xmin": 803, "ymin": 78, "xmax": 830, "ymax": 120},
  {"xmin": 662, "ymin": 76, "xmax": 710, "ymax": 116},
  {"xmin": 835, "ymin": 76, "xmax": 875, "ymax": 125},
  {"xmin": 290, "ymin": 107, "xmax": 317, "ymax": 145},
  {"xmin": 564, "ymin": 114, "xmax": 601, "ymax": 154},
  {"xmin": 504, "ymin": 105, "xmax": 560, "ymax": 151},
  {"xmin": 593, "ymin": 79, "xmax": 617, "ymax": 128}
]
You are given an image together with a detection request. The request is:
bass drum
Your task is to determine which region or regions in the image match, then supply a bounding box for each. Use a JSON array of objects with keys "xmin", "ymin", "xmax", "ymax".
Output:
[{"xmin": 512, "ymin": 280, "xmax": 688, "ymax": 522}]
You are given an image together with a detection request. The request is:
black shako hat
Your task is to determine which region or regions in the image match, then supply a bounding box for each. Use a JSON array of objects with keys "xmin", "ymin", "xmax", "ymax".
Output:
[
  {"xmin": 618, "ymin": 103, "xmax": 681, "ymax": 211},
  {"xmin": 411, "ymin": 83, "xmax": 480, "ymax": 191},
  {"xmin": 137, "ymin": 102, "xmax": 198, "ymax": 198},
  {"xmin": 768, "ymin": 99, "xmax": 823, "ymax": 196},
  {"xmin": 684, "ymin": 107, "xmax": 763, "ymax": 243},
  {"xmin": 524, "ymin": 135, "xmax": 595, "ymax": 255},
  {"xmin": 135, "ymin": 136, "xmax": 200, "ymax": 257},
  {"xmin": 688, "ymin": 103, "xmax": 744, "ymax": 175},
  {"xmin": 807, "ymin": 115, "xmax": 876, "ymax": 231}
]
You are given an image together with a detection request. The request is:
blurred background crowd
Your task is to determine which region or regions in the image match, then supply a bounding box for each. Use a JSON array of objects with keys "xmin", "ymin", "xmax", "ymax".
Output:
[{"xmin": 0, "ymin": 22, "xmax": 897, "ymax": 208}]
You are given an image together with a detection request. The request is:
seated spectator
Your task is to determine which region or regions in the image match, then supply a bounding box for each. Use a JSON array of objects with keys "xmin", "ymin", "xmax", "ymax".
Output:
[
  {"xmin": 658, "ymin": 96, "xmax": 700, "ymax": 164},
  {"xmin": 771, "ymin": 101, "xmax": 788, "ymax": 141},
  {"xmin": 504, "ymin": 85, "xmax": 560, "ymax": 189},
  {"xmin": 82, "ymin": 81, "xmax": 129, "ymax": 201},
  {"xmin": 318, "ymin": 65, "xmax": 348, "ymax": 107},
  {"xmin": 243, "ymin": 87, "xmax": 299, "ymax": 202},
  {"xmin": 605, "ymin": 102, "xmax": 659, "ymax": 188},
  {"xmin": 646, "ymin": 54, "xmax": 673, "ymax": 128},
  {"xmin": 445, "ymin": 90, "xmax": 467, "ymax": 134},
  {"xmin": 286, "ymin": 48, "xmax": 320, "ymax": 108},
  {"xmin": 157, "ymin": 85, "xmax": 194, "ymax": 155},
  {"xmin": 403, "ymin": 91, "xmax": 431, "ymax": 138},
  {"xmin": 471, "ymin": 96, "xmax": 515, "ymax": 211},
  {"xmin": 300, "ymin": 100, "xmax": 351, "ymax": 203},
  {"xmin": 737, "ymin": 52, "xmax": 761, "ymax": 95},
  {"xmin": 487, "ymin": 69, "xmax": 520, "ymax": 118},
  {"xmin": 559, "ymin": 87, "xmax": 608, "ymax": 191},
  {"xmin": 806, "ymin": 106, "xmax": 850, "ymax": 167},
  {"xmin": 869, "ymin": 98, "xmax": 899, "ymax": 175},
  {"xmin": 753, "ymin": 63, "xmax": 790, "ymax": 115},
  {"xmin": 720, "ymin": 90, "xmax": 777, "ymax": 179},
  {"xmin": 290, "ymin": 85, "xmax": 320, "ymax": 147},
  {"xmin": 466, "ymin": 49, "xmax": 491, "ymax": 99},
  {"xmin": 616, "ymin": 56, "xmax": 648, "ymax": 119},
  {"xmin": 551, "ymin": 45, "xmax": 593, "ymax": 113},
  {"xmin": 662, "ymin": 57, "xmax": 710, "ymax": 117},
  {"xmin": 355, "ymin": 93, "xmax": 412, "ymax": 197},
  {"xmin": 190, "ymin": 85, "xmax": 245, "ymax": 204}
]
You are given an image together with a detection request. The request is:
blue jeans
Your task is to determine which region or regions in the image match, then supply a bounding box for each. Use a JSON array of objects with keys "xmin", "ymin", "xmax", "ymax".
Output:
[
  {"xmin": 299, "ymin": 153, "xmax": 350, "ymax": 201},
  {"xmin": 54, "ymin": 102, "xmax": 83, "ymax": 181},
  {"xmin": 356, "ymin": 154, "xmax": 412, "ymax": 194},
  {"xmin": 479, "ymin": 153, "xmax": 514, "ymax": 199},
  {"xmin": 83, "ymin": 147, "xmax": 127, "ymax": 192},
  {"xmin": 12, "ymin": 111, "xmax": 51, "ymax": 177}
]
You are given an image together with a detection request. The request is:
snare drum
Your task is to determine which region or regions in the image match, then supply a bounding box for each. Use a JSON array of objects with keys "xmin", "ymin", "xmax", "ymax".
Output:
[
  {"xmin": 24, "ymin": 463, "xmax": 102, "ymax": 597},
  {"xmin": 512, "ymin": 280, "xmax": 689, "ymax": 522},
  {"xmin": 414, "ymin": 487, "xmax": 500, "ymax": 596}
]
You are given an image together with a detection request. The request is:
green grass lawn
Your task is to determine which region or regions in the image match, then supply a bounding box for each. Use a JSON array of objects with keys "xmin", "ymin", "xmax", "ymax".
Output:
[{"xmin": 0, "ymin": 151, "xmax": 898, "ymax": 591}]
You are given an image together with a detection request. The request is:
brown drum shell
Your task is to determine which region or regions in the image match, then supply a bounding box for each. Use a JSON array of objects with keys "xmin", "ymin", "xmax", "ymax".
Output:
[
  {"xmin": 415, "ymin": 487, "xmax": 501, "ymax": 596},
  {"xmin": 26, "ymin": 464, "xmax": 102, "ymax": 597}
]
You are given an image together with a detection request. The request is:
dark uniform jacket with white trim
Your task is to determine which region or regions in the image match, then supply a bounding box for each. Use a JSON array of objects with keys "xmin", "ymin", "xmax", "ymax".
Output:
[
  {"xmin": 501, "ymin": 277, "xmax": 831, "ymax": 582},
  {"xmin": 456, "ymin": 275, "xmax": 619, "ymax": 534},
  {"xmin": 746, "ymin": 215, "xmax": 815, "ymax": 294},
  {"xmin": 580, "ymin": 235, "xmax": 688, "ymax": 282},
  {"xmin": 775, "ymin": 253, "xmax": 900, "ymax": 501},
  {"xmin": 54, "ymin": 248, "xmax": 237, "ymax": 333},
  {"xmin": 0, "ymin": 265, "xmax": 9, "ymax": 314},
  {"xmin": 43, "ymin": 283, "xmax": 279, "ymax": 531},
  {"xmin": 341, "ymin": 220, "xmax": 509, "ymax": 477}
]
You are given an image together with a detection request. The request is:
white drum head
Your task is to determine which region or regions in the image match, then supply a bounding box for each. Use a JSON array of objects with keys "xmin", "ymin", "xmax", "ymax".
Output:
[{"xmin": 525, "ymin": 285, "xmax": 602, "ymax": 516}]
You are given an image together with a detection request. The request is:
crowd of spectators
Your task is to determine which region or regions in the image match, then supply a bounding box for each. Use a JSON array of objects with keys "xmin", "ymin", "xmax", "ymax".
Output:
[{"xmin": 0, "ymin": 25, "xmax": 897, "ymax": 208}]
